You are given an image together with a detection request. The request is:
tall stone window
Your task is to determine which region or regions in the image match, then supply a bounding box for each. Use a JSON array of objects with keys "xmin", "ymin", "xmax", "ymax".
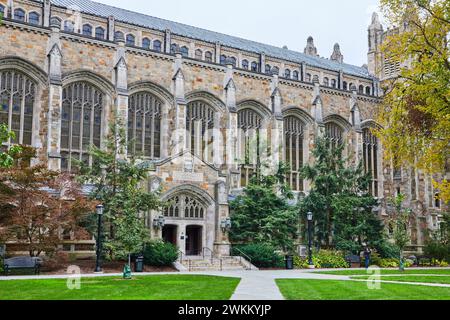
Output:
[
  {"xmin": 28, "ymin": 12, "xmax": 40, "ymax": 25},
  {"xmin": 365, "ymin": 86, "xmax": 371, "ymax": 95},
  {"xmin": 164, "ymin": 195, "xmax": 205, "ymax": 219},
  {"xmin": 284, "ymin": 116, "xmax": 304, "ymax": 191},
  {"xmin": 142, "ymin": 38, "xmax": 151, "ymax": 49},
  {"xmin": 95, "ymin": 27, "xmax": 105, "ymax": 39},
  {"xmin": 61, "ymin": 82, "xmax": 103, "ymax": 171},
  {"xmin": 13, "ymin": 8, "xmax": 25, "ymax": 22},
  {"xmin": 153, "ymin": 40, "xmax": 162, "ymax": 52},
  {"xmin": 238, "ymin": 108, "xmax": 263, "ymax": 187},
  {"xmin": 128, "ymin": 92, "xmax": 162, "ymax": 159},
  {"xmin": 205, "ymin": 51, "xmax": 213, "ymax": 62},
  {"xmin": 325, "ymin": 122, "xmax": 343, "ymax": 148},
  {"xmin": 0, "ymin": 70, "xmax": 35, "ymax": 146},
  {"xmin": 186, "ymin": 101, "xmax": 215, "ymax": 163},
  {"xmin": 82, "ymin": 24, "xmax": 92, "ymax": 37},
  {"xmin": 363, "ymin": 128, "xmax": 379, "ymax": 197}
]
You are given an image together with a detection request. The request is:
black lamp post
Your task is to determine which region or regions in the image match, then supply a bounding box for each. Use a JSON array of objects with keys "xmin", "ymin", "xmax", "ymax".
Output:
[
  {"xmin": 307, "ymin": 211, "xmax": 314, "ymax": 268},
  {"xmin": 95, "ymin": 204, "xmax": 104, "ymax": 273}
]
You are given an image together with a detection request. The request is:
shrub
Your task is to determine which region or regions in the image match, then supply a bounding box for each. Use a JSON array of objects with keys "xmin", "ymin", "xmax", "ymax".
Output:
[
  {"xmin": 376, "ymin": 241, "xmax": 400, "ymax": 258},
  {"xmin": 41, "ymin": 251, "xmax": 69, "ymax": 271},
  {"xmin": 294, "ymin": 250, "xmax": 348, "ymax": 269},
  {"xmin": 143, "ymin": 241, "xmax": 178, "ymax": 267},
  {"xmin": 232, "ymin": 244, "xmax": 283, "ymax": 268},
  {"xmin": 424, "ymin": 241, "xmax": 450, "ymax": 263}
]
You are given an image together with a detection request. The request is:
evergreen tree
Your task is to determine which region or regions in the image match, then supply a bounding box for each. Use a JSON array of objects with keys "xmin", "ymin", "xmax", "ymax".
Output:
[
  {"xmin": 76, "ymin": 118, "xmax": 163, "ymax": 264},
  {"xmin": 229, "ymin": 163, "xmax": 298, "ymax": 253},
  {"xmin": 299, "ymin": 137, "xmax": 384, "ymax": 254}
]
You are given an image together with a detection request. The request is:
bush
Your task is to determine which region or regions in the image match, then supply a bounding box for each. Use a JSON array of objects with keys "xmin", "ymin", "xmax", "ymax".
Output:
[
  {"xmin": 143, "ymin": 241, "xmax": 179, "ymax": 267},
  {"xmin": 232, "ymin": 244, "xmax": 283, "ymax": 268},
  {"xmin": 376, "ymin": 241, "xmax": 400, "ymax": 259},
  {"xmin": 41, "ymin": 251, "xmax": 69, "ymax": 271},
  {"xmin": 294, "ymin": 250, "xmax": 348, "ymax": 269},
  {"xmin": 424, "ymin": 241, "xmax": 450, "ymax": 263}
]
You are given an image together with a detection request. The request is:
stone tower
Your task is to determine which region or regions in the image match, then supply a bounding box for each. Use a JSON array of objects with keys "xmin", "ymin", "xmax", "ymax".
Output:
[{"xmin": 367, "ymin": 12, "xmax": 384, "ymax": 76}]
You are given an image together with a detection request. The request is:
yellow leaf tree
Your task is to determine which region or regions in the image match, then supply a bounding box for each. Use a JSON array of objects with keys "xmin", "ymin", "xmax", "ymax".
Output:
[{"xmin": 376, "ymin": 0, "xmax": 450, "ymax": 202}]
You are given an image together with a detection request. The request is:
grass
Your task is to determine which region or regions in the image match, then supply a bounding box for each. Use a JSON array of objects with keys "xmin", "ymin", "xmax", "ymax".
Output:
[
  {"xmin": 276, "ymin": 279, "xmax": 450, "ymax": 300},
  {"xmin": 0, "ymin": 275, "xmax": 241, "ymax": 300},
  {"xmin": 314, "ymin": 268, "xmax": 450, "ymax": 276},
  {"xmin": 350, "ymin": 275, "xmax": 450, "ymax": 284}
]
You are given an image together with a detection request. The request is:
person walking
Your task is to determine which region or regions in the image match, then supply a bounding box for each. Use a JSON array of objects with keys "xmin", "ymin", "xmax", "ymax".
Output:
[{"xmin": 363, "ymin": 246, "xmax": 372, "ymax": 269}]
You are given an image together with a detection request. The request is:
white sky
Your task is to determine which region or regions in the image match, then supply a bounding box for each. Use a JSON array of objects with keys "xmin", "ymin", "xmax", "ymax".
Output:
[{"xmin": 94, "ymin": 0, "xmax": 381, "ymax": 67}]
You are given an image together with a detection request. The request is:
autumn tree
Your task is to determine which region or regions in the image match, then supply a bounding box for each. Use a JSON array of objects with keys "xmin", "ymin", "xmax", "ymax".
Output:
[
  {"xmin": 376, "ymin": 0, "xmax": 450, "ymax": 201},
  {"xmin": 0, "ymin": 147, "xmax": 94, "ymax": 257}
]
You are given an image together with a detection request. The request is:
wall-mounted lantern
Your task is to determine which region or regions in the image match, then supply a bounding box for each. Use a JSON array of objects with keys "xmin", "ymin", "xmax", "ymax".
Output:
[
  {"xmin": 220, "ymin": 217, "xmax": 232, "ymax": 233},
  {"xmin": 153, "ymin": 216, "xmax": 166, "ymax": 229}
]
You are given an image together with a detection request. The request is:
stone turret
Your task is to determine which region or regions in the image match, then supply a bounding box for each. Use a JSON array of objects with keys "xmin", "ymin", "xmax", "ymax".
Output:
[
  {"xmin": 304, "ymin": 36, "xmax": 318, "ymax": 57},
  {"xmin": 367, "ymin": 12, "xmax": 384, "ymax": 76},
  {"xmin": 330, "ymin": 43, "xmax": 343, "ymax": 63}
]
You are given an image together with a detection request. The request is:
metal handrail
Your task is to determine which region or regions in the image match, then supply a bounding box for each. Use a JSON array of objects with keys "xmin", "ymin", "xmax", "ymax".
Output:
[
  {"xmin": 178, "ymin": 250, "xmax": 184, "ymax": 263},
  {"xmin": 202, "ymin": 247, "xmax": 214, "ymax": 264},
  {"xmin": 233, "ymin": 247, "xmax": 253, "ymax": 270}
]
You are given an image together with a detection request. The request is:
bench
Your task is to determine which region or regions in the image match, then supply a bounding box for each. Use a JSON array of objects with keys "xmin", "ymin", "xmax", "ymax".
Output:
[
  {"xmin": 3, "ymin": 256, "xmax": 41, "ymax": 276},
  {"xmin": 345, "ymin": 255, "xmax": 361, "ymax": 268}
]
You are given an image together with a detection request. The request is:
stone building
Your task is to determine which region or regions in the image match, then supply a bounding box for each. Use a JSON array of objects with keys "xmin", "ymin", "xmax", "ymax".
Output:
[{"xmin": 0, "ymin": 0, "xmax": 444, "ymax": 257}]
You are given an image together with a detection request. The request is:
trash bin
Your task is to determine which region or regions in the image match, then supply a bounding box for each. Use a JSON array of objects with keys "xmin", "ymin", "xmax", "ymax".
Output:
[
  {"xmin": 285, "ymin": 255, "xmax": 294, "ymax": 270},
  {"xmin": 134, "ymin": 254, "xmax": 144, "ymax": 273}
]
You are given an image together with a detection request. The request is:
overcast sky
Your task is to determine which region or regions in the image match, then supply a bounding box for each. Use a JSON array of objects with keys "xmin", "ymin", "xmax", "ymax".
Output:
[{"xmin": 95, "ymin": 0, "xmax": 381, "ymax": 67}]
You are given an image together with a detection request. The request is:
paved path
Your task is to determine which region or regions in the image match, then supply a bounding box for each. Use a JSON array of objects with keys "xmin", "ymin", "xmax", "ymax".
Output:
[{"xmin": 1, "ymin": 268, "xmax": 449, "ymax": 300}]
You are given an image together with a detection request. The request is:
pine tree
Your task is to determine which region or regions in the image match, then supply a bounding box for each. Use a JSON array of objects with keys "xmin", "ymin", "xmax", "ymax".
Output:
[{"xmin": 299, "ymin": 137, "xmax": 384, "ymax": 254}]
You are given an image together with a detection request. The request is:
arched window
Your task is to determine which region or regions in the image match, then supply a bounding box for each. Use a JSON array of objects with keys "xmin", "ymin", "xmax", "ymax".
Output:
[
  {"xmin": 13, "ymin": 8, "xmax": 25, "ymax": 22},
  {"xmin": 359, "ymin": 85, "xmax": 364, "ymax": 94},
  {"xmin": 195, "ymin": 49, "xmax": 202, "ymax": 60},
  {"xmin": 363, "ymin": 128, "xmax": 379, "ymax": 197},
  {"xmin": 325, "ymin": 122, "xmax": 343, "ymax": 148},
  {"xmin": 331, "ymin": 79, "xmax": 337, "ymax": 88},
  {"xmin": 220, "ymin": 55, "xmax": 227, "ymax": 65},
  {"xmin": 251, "ymin": 61, "xmax": 258, "ymax": 72},
  {"xmin": 242, "ymin": 59, "xmax": 249, "ymax": 70},
  {"xmin": 0, "ymin": 70, "xmax": 35, "ymax": 146},
  {"xmin": 230, "ymin": 57, "xmax": 237, "ymax": 67},
  {"xmin": 284, "ymin": 69, "xmax": 291, "ymax": 79},
  {"xmin": 170, "ymin": 43, "xmax": 178, "ymax": 55},
  {"xmin": 284, "ymin": 116, "xmax": 304, "ymax": 191},
  {"xmin": 272, "ymin": 66, "xmax": 279, "ymax": 75},
  {"xmin": 126, "ymin": 34, "xmax": 136, "ymax": 46},
  {"xmin": 265, "ymin": 64, "xmax": 271, "ymax": 74},
  {"xmin": 343, "ymin": 81, "xmax": 348, "ymax": 90},
  {"xmin": 82, "ymin": 24, "xmax": 92, "ymax": 37},
  {"xmin": 114, "ymin": 31, "xmax": 124, "ymax": 42},
  {"xmin": 95, "ymin": 27, "xmax": 105, "ymax": 39},
  {"xmin": 305, "ymin": 73, "xmax": 311, "ymax": 82},
  {"xmin": 365, "ymin": 86, "xmax": 371, "ymax": 95},
  {"xmin": 164, "ymin": 195, "xmax": 205, "ymax": 219},
  {"xmin": 312, "ymin": 75, "xmax": 319, "ymax": 84},
  {"xmin": 186, "ymin": 101, "xmax": 215, "ymax": 163},
  {"xmin": 349, "ymin": 83, "xmax": 355, "ymax": 91},
  {"xmin": 323, "ymin": 77, "xmax": 329, "ymax": 87},
  {"xmin": 293, "ymin": 70, "xmax": 299, "ymax": 80},
  {"xmin": 64, "ymin": 20, "xmax": 75, "ymax": 33},
  {"xmin": 238, "ymin": 108, "xmax": 263, "ymax": 187},
  {"xmin": 28, "ymin": 12, "xmax": 40, "ymax": 25},
  {"xmin": 128, "ymin": 92, "xmax": 162, "ymax": 159},
  {"xmin": 180, "ymin": 46, "xmax": 189, "ymax": 57},
  {"xmin": 153, "ymin": 40, "xmax": 162, "ymax": 52},
  {"xmin": 142, "ymin": 37, "xmax": 151, "ymax": 49},
  {"xmin": 61, "ymin": 82, "xmax": 103, "ymax": 171},
  {"xmin": 205, "ymin": 51, "xmax": 213, "ymax": 62}
]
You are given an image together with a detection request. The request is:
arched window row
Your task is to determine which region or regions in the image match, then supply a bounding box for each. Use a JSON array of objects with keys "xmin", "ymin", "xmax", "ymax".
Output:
[
  {"xmin": 61, "ymin": 82, "xmax": 103, "ymax": 172},
  {"xmin": 0, "ymin": 70, "xmax": 35, "ymax": 146},
  {"xmin": 128, "ymin": 92, "xmax": 162, "ymax": 159},
  {"xmin": 164, "ymin": 195, "xmax": 206, "ymax": 219},
  {"xmin": 11, "ymin": 8, "xmax": 40, "ymax": 25},
  {"xmin": 186, "ymin": 101, "xmax": 215, "ymax": 163}
]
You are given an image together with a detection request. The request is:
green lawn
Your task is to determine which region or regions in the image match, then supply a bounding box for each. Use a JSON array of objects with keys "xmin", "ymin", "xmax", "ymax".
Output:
[
  {"xmin": 276, "ymin": 279, "xmax": 450, "ymax": 300},
  {"xmin": 314, "ymin": 268, "xmax": 450, "ymax": 276},
  {"xmin": 350, "ymin": 275, "xmax": 450, "ymax": 284},
  {"xmin": 0, "ymin": 275, "xmax": 241, "ymax": 300}
]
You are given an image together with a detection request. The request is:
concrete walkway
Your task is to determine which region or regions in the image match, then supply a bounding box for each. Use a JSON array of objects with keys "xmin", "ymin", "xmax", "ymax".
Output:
[{"xmin": 1, "ymin": 268, "xmax": 449, "ymax": 300}]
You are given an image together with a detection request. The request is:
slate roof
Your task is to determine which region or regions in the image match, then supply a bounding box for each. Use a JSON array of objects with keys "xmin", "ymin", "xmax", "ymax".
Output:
[{"xmin": 41, "ymin": 0, "xmax": 373, "ymax": 79}]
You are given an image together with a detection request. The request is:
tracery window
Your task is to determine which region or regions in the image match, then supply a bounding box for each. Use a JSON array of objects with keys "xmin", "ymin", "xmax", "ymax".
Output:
[
  {"xmin": 0, "ymin": 70, "xmax": 35, "ymax": 146},
  {"xmin": 325, "ymin": 122, "xmax": 343, "ymax": 148},
  {"xmin": 128, "ymin": 92, "xmax": 162, "ymax": 159},
  {"xmin": 153, "ymin": 40, "xmax": 162, "ymax": 52},
  {"xmin": 205, "ymin": 51, "xmax": 213, "ymax": 62},
  {"xmin": 13, "ymin": 8, "xmax": 25, "ymax": 22},
  {"xmin": 363, "ymin": 128, "xmax": 379, "ymax": 197},
  {"xmin": 238, "ymin": 108, "xmax": 263, "ymax": 187},
  {"xmin": 82, "ymin": 24, "xmax": 92, "ymax": 37},
  {"xmin": 28, "ymin": 12, "xmax": 40, "ymax": 25},
  {"xmin": 164, "ymin": 195, "xmax": 205, "ymax": 219},
  {"xmin": 284, "ymin": 116, "xmax": 304, "ymax": 191},
  {"xmin": 95, "ymin": 27, "xmax": 105, "ymax": 39},
  {"xmin": 195, "ymin": 49, "xmax": 202, "ymax": 60},
  {"xmin": 186, "ymin": 101, "xmax": 215, "ymax": 163},
  {"xmin": 61, "ymin": 82, "xmax": 103, "ymax": 171},
  {"xmin": 142, "ymin": 37, "xmax": 151, "ymax": 49}
]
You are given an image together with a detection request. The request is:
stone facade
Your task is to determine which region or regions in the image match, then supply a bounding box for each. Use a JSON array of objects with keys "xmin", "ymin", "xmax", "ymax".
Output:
[{"xmin": 0, "ymin": 0, "xmax": 444, "ymax": 256}]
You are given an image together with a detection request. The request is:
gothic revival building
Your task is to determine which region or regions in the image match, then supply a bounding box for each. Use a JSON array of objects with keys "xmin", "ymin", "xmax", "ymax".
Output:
[{"xmin": 0, "ymin": 0, "xmax": 443, "ymax": 257}]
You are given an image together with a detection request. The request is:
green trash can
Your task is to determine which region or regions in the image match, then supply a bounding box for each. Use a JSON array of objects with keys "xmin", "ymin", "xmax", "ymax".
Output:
[
  {"xmin": 285, "ymin": 255, "xmax": 294, "ymax": 270},
  {"xmin": 134, "ymin": 254, "xmax": 144, "ymax": 273}
]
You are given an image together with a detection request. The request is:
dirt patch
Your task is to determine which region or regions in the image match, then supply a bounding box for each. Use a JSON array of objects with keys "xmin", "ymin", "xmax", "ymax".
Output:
[{"xmin": 41, "ymin": 259, "xmax": 178, "ymax": 275}]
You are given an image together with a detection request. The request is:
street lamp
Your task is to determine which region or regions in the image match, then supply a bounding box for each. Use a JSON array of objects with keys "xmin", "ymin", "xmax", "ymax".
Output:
[
  {"xmin": 95, "ymin": 204, "xmax": 104, "ymax": 273},
  {"xmin": 307, "ymin": 212, "xmax": 314, "ymax": 269}
]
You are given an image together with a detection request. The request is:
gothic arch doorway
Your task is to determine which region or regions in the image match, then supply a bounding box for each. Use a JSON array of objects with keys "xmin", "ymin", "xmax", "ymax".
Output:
[{"xmin": 186, "ymin": 225, "xmax": 202, "ymax": 256}]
